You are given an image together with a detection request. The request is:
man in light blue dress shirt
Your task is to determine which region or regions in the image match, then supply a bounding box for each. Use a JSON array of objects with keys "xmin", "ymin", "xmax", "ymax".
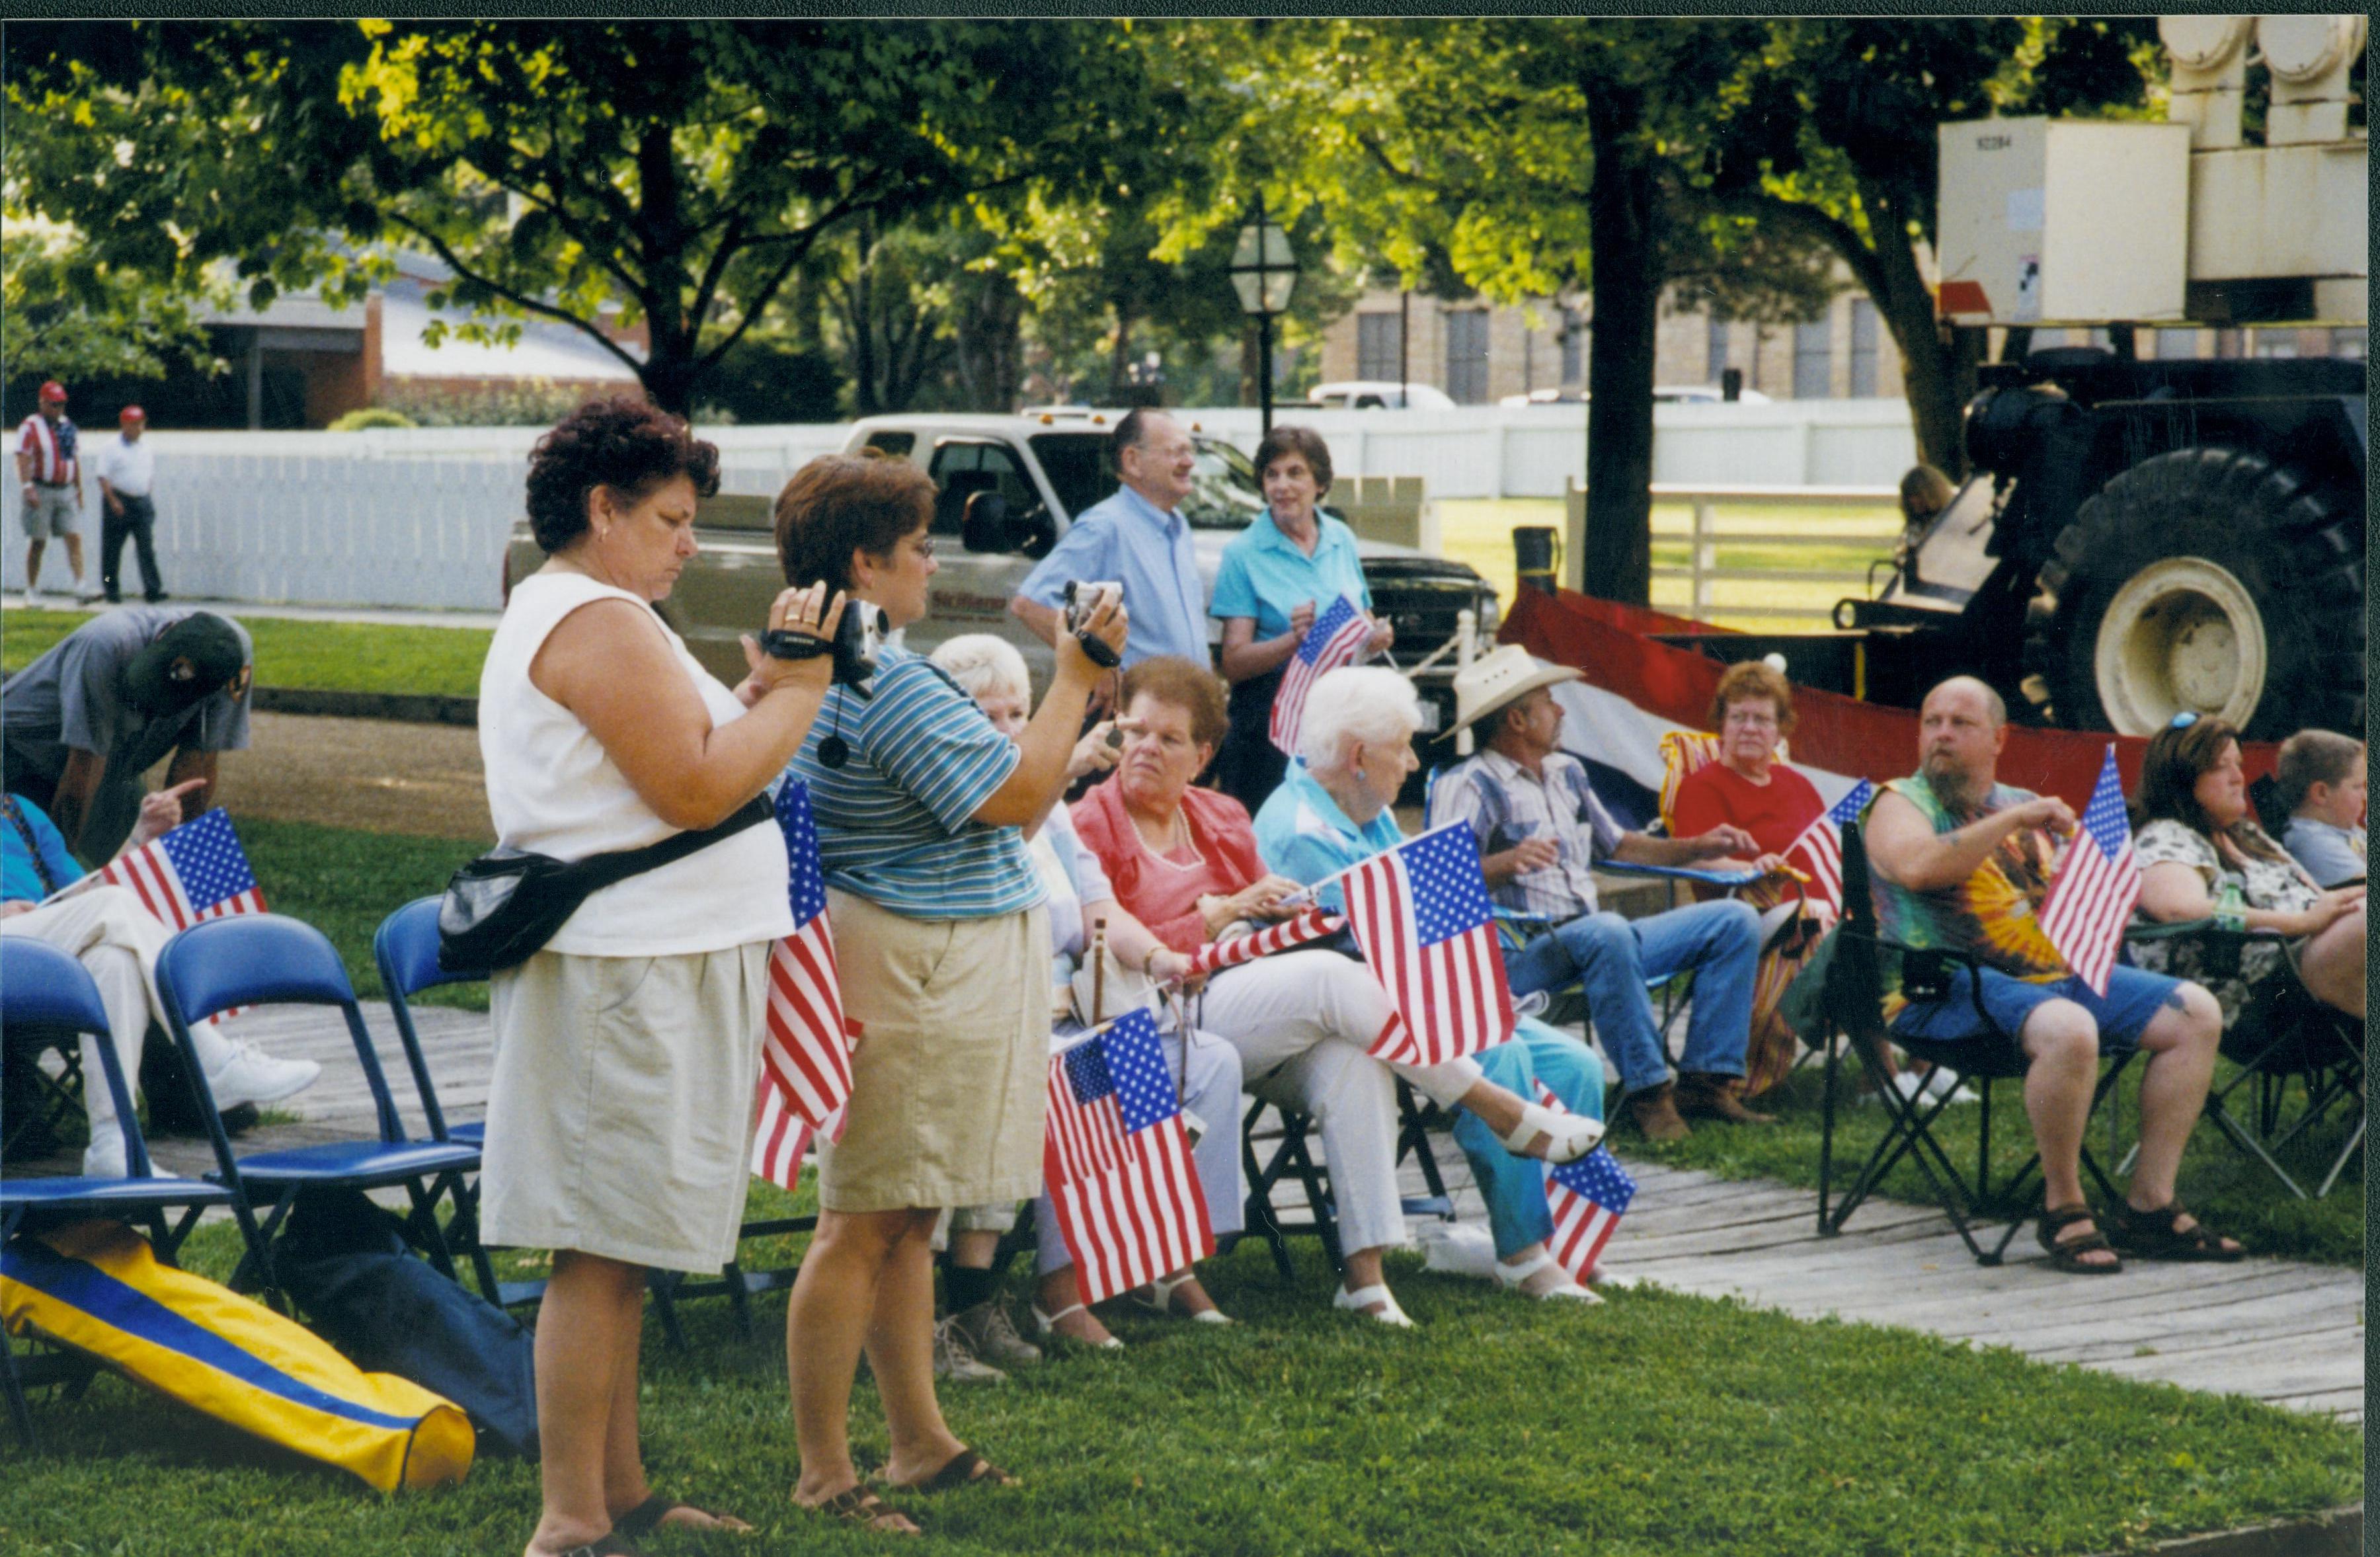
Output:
[{"xmin": 1010, "ymin": 409, "xmax": 1210, "ymax": 670}]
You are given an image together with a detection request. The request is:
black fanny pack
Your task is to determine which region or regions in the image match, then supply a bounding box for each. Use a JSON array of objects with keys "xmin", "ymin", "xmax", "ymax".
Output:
[{"xmin": 436, "ymin": 794, "xmax": 773, "ymax": 976}]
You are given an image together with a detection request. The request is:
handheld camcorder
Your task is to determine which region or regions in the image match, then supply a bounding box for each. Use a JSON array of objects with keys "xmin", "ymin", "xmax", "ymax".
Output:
[
  {"xmin": 1062, "ymin": 580, "xmax": 1124, "ymax": 668},
  {"xmin": 760, "ymin": 601, "xmax": 886, "ymax": 690}
]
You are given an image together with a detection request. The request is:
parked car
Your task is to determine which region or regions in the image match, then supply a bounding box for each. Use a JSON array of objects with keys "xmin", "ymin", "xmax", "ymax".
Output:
[
  {"xmin": 1496, "ymin": 384, "xmax": 1774, "ymax": 406},
  {"xmin": 1306, "ymin": 381, "xmax": 1460, "ymax": 411},
  {"xmin": 503, "ymin": 409, "xmax": 1501, "ymax": 740}
]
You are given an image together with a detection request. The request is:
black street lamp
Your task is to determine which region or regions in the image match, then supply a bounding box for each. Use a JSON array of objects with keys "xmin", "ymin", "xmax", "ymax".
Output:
[{"xmin": 1229, "ymin": 197, "xmax": 1298, "ymax": 434}]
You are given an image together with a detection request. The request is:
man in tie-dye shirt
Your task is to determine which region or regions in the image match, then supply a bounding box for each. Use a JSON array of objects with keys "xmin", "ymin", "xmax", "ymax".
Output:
[{"xmin": 1861, "ymin": 678, "xmax": 2236, "ymax": 1273}]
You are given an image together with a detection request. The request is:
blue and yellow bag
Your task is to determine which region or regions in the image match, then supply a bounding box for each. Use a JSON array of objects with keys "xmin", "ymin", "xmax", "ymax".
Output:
[{"xmin": 1, "ymin": 1220, "xmax": 473, "ymax": 1491}]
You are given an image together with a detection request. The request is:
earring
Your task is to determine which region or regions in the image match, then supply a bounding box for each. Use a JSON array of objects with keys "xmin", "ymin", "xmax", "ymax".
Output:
[{"xmin": 1354, "ymin": 766, "xmax": 1367, "ymax": 780}]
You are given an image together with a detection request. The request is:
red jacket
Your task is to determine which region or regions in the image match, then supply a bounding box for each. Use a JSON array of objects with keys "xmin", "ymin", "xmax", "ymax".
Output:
[{"xmin": 1069, "ymin": 778, "xmax": 1265, "ymax": 955}]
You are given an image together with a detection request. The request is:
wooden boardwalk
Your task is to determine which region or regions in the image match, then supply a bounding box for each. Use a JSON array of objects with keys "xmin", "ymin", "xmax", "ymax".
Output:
[{"xmin": 47, "ymin": 997, "xmax": 2365, "ymax": 1424}]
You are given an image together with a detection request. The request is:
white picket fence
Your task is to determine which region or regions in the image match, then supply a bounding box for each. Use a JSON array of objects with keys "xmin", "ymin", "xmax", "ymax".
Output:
[{"xmin": 1, "ymin": 401, "xmax": 1916, "ymax": 610}]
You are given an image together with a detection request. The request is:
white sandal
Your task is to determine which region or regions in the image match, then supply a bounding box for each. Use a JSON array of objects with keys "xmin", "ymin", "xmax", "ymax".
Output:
[
  {"xmin": 1132, "ymin": 1271, "xmax": 1233, "ymax": 1325},
  {"xmin": 1503, "ymin": 1100, "xmax": 1605, "ymax": 1164},
  {"xmin": 1031, "ymin": 1301, "xmax": 1124, "ymax": 1350},
  {"xmin": 1492, "ymin": 1248, "xmax": 1602, "ymax": 1304},
  {"xmin": 1331, "ymin": 1283, "xmax": 1414, "ymax": 1328}
]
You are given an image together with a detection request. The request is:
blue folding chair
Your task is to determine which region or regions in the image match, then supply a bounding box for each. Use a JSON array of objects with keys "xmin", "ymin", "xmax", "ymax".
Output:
[
  {"xmin": 153, "ymin": 914, "xmax": 481, "ymax": 1304},
  {"xmin": 0, "ymin": 938, "xmax": 260, "ymax": 1451}
]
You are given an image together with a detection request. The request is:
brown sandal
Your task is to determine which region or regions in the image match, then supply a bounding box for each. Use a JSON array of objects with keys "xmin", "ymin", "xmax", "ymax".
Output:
[
  {"xmin": 2104, "ymin": 1198, "xmax": 2244, "ymax": 1262},
  {"xmin": 2036, "ymin": 1205, "xmax": 2123, "ymax": 1275},
  {"xmin": 809, "ymin": 1486, "xmax": 922, "ymax": 1535},
  {"xmin": 614, "ymin": 1496, "xmax": 749, "ymax": 1538},
  {"xmin": 894, "ymin": 1447, "xmax": 1017, "ymax": 1493}
]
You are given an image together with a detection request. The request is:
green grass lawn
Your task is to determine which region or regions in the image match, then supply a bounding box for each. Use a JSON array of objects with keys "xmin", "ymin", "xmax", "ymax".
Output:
[
  {"xmin": 0, "ymin": 1215, "xmax": 2357, "ymax": 1557},
  {"xmin": 1439, "ymin": 498, "xmax": 1899, "ymax": 634},
  {"xmin": 241, "ymin": 817, "xmax": 489, "ymax": 1010},
  {"xmin": 3, "ymin": 609, "xmax": 492, "ymax": 698}
]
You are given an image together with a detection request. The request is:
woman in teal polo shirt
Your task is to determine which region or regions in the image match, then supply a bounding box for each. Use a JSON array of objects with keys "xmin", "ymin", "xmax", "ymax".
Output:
[
  {"xmin": 1212, "ymin": 424, "xmax": 1393, "ymax": 810},
  {"xmin": 1253, "ymin": 666, "xmax": 1609, "ymax": 1302}
]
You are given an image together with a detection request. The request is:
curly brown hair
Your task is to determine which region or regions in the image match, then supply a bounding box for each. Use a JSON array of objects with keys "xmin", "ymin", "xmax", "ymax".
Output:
[
  {"xmin": 523, "ymin": 397, "xmax": 720, "ymax": 554},
  {"xmin": 1709, "ymin": 659, "xmax": 1797, "ymax": 736},
  {"xmin": 773, "ymin": 454, "xmax": 935, "ymax": 593},
  {"xmin": 2135, "ymin": 716, "xmax": 2291, "ymax": 863},
  {"xmin": 1253, "ymin": 424, "xmax": 1335, "ymax": 495},
  {"xmin": 1120, "ymin": 655, "xmax": 1230, "ymax": 754}
]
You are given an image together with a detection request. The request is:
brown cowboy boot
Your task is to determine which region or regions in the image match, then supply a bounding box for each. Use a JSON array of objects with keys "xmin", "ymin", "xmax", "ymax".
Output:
[
  {"xmin": 1623, "ymin": 1080, "xmax": 1691, "ymax": 1142},
  {"xmin": 1675, "ymin": 1071, "xmax": 1777, "ymax": 1125}
]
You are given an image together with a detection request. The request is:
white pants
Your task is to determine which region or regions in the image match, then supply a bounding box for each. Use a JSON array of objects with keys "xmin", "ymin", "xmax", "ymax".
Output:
[
  {"xmin": 0, "ymin": 885, "xmax": 231, "ymax": 1145},
  {"xmin": 1196, "ymin": 949, "xmax": 1486, "ymax": 1260}
]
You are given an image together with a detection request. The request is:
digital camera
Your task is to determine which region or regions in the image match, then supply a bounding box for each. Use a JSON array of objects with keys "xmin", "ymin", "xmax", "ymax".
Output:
[
  {"xmin": 1061, "ymin": 579, "xmax": 1123, "ymax": 634},
  {"xmin": 760, "ymin": 601, "xmax": 886, "ymax": 690}
]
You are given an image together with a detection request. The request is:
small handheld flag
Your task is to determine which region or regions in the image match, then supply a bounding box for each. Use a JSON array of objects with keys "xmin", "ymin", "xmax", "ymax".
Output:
[
  {"xmin": 751, "ymin": 781, "xmax": 853, "ymax": 1189},
  {"xmin": 1341, "ymin": 823, "xmax": 1514, "ymax": 1066},
  {"xmin": 1780, "ymin": 779, "xmax": 1877, "ymax": 920},
  {"xmin": 1531, "ymin": 1082, "xmax": 1634, "ymax": 1283},
  {"xmin": 1269, "ymin": 595, "xmax": 1371, "ymax": 756},
  {"xmin": 1180, "ymin": 907, "xmax": 1343, "ymax": 980},
  {"xmin": 94, "ymin": 808, "xmax": 267, "ymax": 1025},
  {"xmin": 1043, "ymin": 1007, "xmax": 1213, "ymax": 1304},
  {"xmin": 2038, "ymin": 746, "xmax": 2139, "ymax": 996}
]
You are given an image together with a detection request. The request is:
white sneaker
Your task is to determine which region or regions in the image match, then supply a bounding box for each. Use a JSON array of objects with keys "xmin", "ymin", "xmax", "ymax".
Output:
[
  {"xmin": 82, "ymin": 1133, "xmax": 130, "ymax": 1179},
  {"xmin": 205, "ymin": 1042, "xmax": 321, "ymax": 1111}
]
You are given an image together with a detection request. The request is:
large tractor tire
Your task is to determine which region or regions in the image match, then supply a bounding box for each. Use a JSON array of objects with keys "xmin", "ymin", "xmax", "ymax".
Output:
[{"xmin": 2022, "ymin": 447, "xmax": 2363, "ymax": 740}]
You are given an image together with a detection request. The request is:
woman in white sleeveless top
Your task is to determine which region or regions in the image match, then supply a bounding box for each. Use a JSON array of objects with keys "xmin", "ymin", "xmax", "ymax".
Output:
[{"xmin": 479, "ymin": 399, "xmax": 842, "ymax": 1557}]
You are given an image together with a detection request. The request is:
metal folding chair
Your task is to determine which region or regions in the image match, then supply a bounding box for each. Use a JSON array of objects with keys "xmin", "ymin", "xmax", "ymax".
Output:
[
  {"xmin": 1238, "ymin": 1085, "xmax": 1455, "ymax": 1282},
  {"xmin": 0, "ymin": 938, "xmax": 261, "ymax": 1451},
  {"xmin": 153, "ymin": 914, "xmax": 481, "ymax": 1305},
  {"xmin": 1813, "ymin": 826, "xmax": 2130, "ymax": 1265}
]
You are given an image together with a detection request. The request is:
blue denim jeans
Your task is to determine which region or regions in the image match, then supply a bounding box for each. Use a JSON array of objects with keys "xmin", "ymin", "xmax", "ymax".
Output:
[
  {"xmin": 1505, "ymin": 898, "xmax": 1761, "ymax": 1096},
  {"xmin": 1451, "ymin": 1018, "xmax": 1605, "ymax": 1259}
]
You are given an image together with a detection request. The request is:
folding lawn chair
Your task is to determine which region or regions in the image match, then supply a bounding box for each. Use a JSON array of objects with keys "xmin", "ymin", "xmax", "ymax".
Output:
[
  {"xmin": 2120, "ymin": 918, "xmax": 2363, "ymax": 1200},
  {"xmin": 0, "ymin": 938, "xmax": 264, "ymax": 1451},
  {"xmin": 153, "ymin": 914, "xmax": 481, "ymax": 1305},
  {"xmin": 1812, "ymin": 824, "xmax": 2131, "ymax": 1265},
  {"xmin": 1239, "ymin": 1085, "xmax": 1456, "ymax": 1281}
]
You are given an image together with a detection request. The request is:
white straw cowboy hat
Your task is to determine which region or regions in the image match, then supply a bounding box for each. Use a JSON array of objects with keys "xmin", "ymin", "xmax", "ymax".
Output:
[{"xmin": 1441, "ymin": 644, "xmax": 1582, "ymax": 741}]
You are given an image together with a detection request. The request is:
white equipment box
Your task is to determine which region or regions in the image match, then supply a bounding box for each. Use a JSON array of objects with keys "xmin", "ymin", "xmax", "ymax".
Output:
[{"xmin": 1934, "ymin": 117, "xmax": 2192, "ymax": 326}]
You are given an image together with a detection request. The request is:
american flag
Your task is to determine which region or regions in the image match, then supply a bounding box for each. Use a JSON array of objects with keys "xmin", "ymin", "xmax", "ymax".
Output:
[
  {"xmin": 1341, "ymin": 823, "xmax": 1513, "ymax": 1066},
  {"xmin": 1043, "ymin": 1006, "xmax": 1212, "ymax": 1304},
  {"xmin": 750, "ymin": 781, "xmax": 852, "ymax": 1190},
  {"xmin": 1180, "ymin": 906, "xmax": 1343, "ymax": 980},
  {"xmin": 2038, "ymin": 745, "xmax": 2139, "ymax": 996},
  {"xmin": 91, "ymin": 809, "xmax": 266, "ymax": 1027},
  {"xmin": 1780, "ymin": 779, "xmax": 1877, "ymax": 920},
  {"xmin": 1269, "ymin": 595, "xmax": 1371, "ymax": 756},
  {"xmin": 92, "ymin": 807, "xmax": 266, "ymax": 929},
  {"xmin": 1531, "ymin": 1081, "xmax": 1633, "ymax": 1283}
]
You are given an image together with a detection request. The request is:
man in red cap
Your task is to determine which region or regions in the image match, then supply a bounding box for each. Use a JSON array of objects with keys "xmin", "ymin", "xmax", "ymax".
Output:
[
  {"xmin": 15, "ymin": 379, "xmax": 91, "ymax": 604},
  {"xmin": 95, "ymin": 403, "xmax": 167, "ymax": 604}
]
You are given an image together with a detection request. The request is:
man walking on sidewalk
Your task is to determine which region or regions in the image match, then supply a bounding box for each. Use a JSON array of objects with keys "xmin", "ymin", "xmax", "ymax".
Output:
[
  {"xmin": 94, "ymin": 405, "xmax": 168, "ymax": 604},
  {"xmin": 15, "ymin": 379, "xmax": 91, "ymax": 604}
]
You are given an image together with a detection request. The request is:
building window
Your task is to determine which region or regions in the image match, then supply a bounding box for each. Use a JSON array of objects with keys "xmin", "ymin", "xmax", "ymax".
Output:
[
  {"xmin": 1705, "ymin": 316, "xmax": 1729, "ymax": 385},
  {"xmin": 2250, "ymin": 329, "xmax": 2298, "ymax": 359},
  {"xmin": 1848, "ymin": 300, "xmax": 1880, "ymax": 397},
  {"xmin": 1792, "ymin": 316, "xmax": 1833, "ymax": 399},
  {"xmin": 1445, "ymin": 310, "xmax": 1490, "ymax": 404},
  {"xmin": 1560, "ymin": 307, "xmax": 1585, "ymax": 385},
  {"xmin": 2330, "ymin": 328, "xmax": 2367, "ymax": 360},
  {"xmin": 2154, "ymin": 328, "xmax": 2200, "ymax": 360},
  {"xmin": 1356, "ymin": 313, "xmax": 1405, "ymax": 383}
]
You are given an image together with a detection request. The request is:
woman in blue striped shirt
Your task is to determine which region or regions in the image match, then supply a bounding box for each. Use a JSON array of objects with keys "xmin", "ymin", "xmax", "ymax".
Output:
[{"xmin": 772, "ymin": 454, "xmax": 1127, "ymax": 1534}]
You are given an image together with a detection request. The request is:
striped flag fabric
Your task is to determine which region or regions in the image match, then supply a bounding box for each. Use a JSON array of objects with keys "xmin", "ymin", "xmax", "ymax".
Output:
[
  {"xmin": 1341, "ymin": 823, "xmax": 1514, "ymax": 1066},
  {"xmin": 1043, "ymin": 1006, "xmax": 1213, "ymax": 1304},
  {"xmin": 2037, "ymin": 745, "xmax": 2139, "ymax": 996},
  {"xmin": 93, "ymin": 809, "xmax": 267, "ymax": 1025},
  {"xmin": 1269, "ymin": 595, "xmax": 1371, "ymax": 756},
  {"xmin": 750, "ymin": 781, "xmax": 853, "ymax": 1190},
  {"xmin": 1780, "ymin": 778, "xmax": 1877, "ymax": 920},
  {"xmin": 1180, "ymin": 906, "xmax": 1343, "ymax": 980},
  {"xmin": 1531, "ymin": 1081, "xmax": 1633, "ymax": 1283}
]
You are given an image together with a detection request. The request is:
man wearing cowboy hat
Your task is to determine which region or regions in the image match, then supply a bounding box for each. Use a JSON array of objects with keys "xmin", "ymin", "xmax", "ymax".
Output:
[{"xmin": 1427, "ymin": 644, "xmax": 1768, "ymax": 1142}]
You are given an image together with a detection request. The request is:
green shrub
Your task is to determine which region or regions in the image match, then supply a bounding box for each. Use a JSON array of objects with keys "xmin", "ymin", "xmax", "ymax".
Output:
[{"xmin": 326, "ymin": 406, "xmax": 416, "ymax": 431}]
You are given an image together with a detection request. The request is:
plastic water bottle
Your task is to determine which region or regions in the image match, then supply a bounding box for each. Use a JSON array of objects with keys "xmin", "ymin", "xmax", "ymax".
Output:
[{"xmin": 2213, "ymin": 879, "xmax": 2248, "ymax": 935}]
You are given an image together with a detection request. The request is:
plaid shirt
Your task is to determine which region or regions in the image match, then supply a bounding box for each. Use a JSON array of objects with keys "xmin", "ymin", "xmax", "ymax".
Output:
[{"xmin": 1427, "ymin": 748, "xmax": 1626, "ymax": 922}]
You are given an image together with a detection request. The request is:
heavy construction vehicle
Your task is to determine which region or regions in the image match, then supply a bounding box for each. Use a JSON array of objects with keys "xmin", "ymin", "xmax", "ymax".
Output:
[{"xmin": 1684, "ymin": 15, "xmax": 2366, "ymax": 741}]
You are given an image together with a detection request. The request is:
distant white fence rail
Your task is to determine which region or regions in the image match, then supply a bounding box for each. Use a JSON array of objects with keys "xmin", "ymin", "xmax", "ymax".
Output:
[{"xmin": 1, "ymin": 403, "xmax": 1916, "ymax": 610}]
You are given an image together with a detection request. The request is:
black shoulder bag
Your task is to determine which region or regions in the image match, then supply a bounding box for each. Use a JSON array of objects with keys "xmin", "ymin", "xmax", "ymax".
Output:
[{"xmin": 436, "ymin": 793, "xmax": 773, "ymax": 976}]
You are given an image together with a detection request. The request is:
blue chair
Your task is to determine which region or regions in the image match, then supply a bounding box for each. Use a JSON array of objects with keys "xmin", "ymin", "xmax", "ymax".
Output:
[
  {"xmin": 153, "ymin": 914, "xmax": 481, "ymax": 1302},
  {"xmin": 372, "ymin": 897, "xmax": 503, "ymax": 1303},
  {"xmin": 0, "ymin": 939, "xmax": 259, "ymax": 1452}
]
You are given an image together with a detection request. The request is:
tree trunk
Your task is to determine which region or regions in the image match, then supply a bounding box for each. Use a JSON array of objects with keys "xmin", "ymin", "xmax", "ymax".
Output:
[
  {"xmin": 1858, "ymin": 175, "xmax": 1970, "ymax": 478},
  {"xmin": 1107, "ymin": 302, "xmax": 1138, "ymax": 404},
  {"xmin": 955, "ymin": 270, "xmax": 1023, "ymax": 412},
  {"xmin": 1580, "ymin": 90, "xmax": 1661, "ymax": 606}
]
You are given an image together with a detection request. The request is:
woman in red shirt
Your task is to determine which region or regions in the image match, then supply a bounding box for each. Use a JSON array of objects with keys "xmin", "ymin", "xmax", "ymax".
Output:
[
  {"xmin": 1072, "ymin": 657, "xmax": 1601, "ymax": 1327},
  {"xmin": 1667, "ymin": 660, "xmax": 1829, "ymax": 1098}
]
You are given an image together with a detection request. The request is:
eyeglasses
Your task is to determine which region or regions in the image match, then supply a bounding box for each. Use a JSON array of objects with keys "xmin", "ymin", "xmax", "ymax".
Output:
[
  {"xmin": 1722, "ymin": 711, "xmax": 1779, "ymax": 729},
  {"xmin": 2169, "ymin": 712, "xmax": 2200, "ymax": 730}
]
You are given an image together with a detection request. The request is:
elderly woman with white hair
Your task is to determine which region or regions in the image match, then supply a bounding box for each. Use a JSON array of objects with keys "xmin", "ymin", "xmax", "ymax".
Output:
[
  {"xmin": 929, "ymin": 635, "xmax": 1246, "ymax": 1361},
  {"xmin": 1253, "ymin": 666, "xmax": 1609, "ymax": 1301}
]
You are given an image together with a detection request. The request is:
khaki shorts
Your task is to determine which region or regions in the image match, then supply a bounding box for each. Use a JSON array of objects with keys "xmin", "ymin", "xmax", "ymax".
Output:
[
  {"xmin": 480, "ymin": 941, "xmax": 771, "ymax": 1273},
  {"xmin": 814, "ymin": 891, "xmax": 1050, "ymax": 1214},
  {"xmin": 20, "ymin": 485, "xmax": 77, "ymax": 539}
]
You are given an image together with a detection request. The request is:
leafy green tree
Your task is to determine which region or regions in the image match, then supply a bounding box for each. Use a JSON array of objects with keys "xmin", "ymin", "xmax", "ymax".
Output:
[
  {"xmin": 1, "ymin": 225, "xmax": 224, "ymax": 387},
  {"xmin": 1698, "ymin": 17, "xmax": 2160, "ymax": 476},
  {"xmin": 5, "ymin": 20, "xmax": 1140, "ymax": 415}
]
